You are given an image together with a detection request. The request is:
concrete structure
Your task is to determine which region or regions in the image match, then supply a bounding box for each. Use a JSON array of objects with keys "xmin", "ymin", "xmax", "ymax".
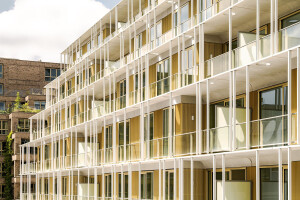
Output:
[
  {"xmin": 20, "ymin": 0, "xmax": 300, "ymax": 199},
  {"xmin": 0, "ymin": 58, "xmax": 60, "ymax": 200}
]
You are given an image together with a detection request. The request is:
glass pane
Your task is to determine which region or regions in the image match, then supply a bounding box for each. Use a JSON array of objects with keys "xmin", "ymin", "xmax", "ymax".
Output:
[
  {"xmin": 260, "ymin": 87, "xmax": 283, "ymax": 119},
  {"xmin": 181, "ymin": 3, "xmax": 189, "ymax": 23},
  {"xmin": 45, "ymin": 69, "xmax": 50, "ymax": 76},
  {"xmin": 260, "ymin": 168, "xmax": 279, "ymax": 200},
  {"xmin": 281, "ymin": 12, "xmax": 300, "ymax": 29}
]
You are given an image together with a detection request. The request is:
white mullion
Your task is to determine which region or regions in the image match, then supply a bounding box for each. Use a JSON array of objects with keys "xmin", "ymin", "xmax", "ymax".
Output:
[
  {"xmin": 278, "ymin": 148, "xmax": 282, "ymax": 200},
  {"xmin": 297, "ymin": 48, "xmax": 300, "ymax": 145},
  {"xmin": 191, "ymin": 157, "xmax": 194, "ymax": 200},
  {"xmin": 206, "ymin": 80, "xmax": 210, "ymax": 153},
  {"xmin": 159, "ymin": 160, "xmax": 162, "ymax": 200},
  {"xmin": 256, "ymin": 0, "xmax": 260, "ymax": 60},
  {"xmin": 288, "ymin": 148, "xmax": 292, "ymax": 200},
  {"xmin": 233, "ymin": 70, "xmax": 236, "ymax": 151},
  {"xmin": 169, "ymin": 92, "xmax": 172, "ymax": 157},
  {"xmin": 229, "ymin": 72, "xmax": 233, "ymax": 151},
  {"xmin": 222, "ymin": 154, "xmax": 225, "ymax": 200},
  {"xmin": 288, "ymin": 50, "xmax": 292, "ymax": 145},
  {"xmin": 256, "ymin": 150, "xmax": 260, "ymax": 200},
  {"xmin": 174, "ymin": 159, "xmax": 177, "ymax": 200},
  {"xmin": 246, "ymin": 65, "xmax": 250, "ymax": 149},
  {"xmin": 213, "ymin": 155, "xmax": 216, "ymax": 200}
]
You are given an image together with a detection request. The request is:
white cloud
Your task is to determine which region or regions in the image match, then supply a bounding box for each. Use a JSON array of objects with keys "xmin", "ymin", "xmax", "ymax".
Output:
[{"xmin": 0, "ymin": 0, "xmax": 109, "ymax": 62}]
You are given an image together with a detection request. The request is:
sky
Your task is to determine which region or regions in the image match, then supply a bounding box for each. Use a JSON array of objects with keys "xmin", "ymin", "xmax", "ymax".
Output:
[{"xmin": 0, "ymin": 0, "xmax": 120, "ymax": 62}]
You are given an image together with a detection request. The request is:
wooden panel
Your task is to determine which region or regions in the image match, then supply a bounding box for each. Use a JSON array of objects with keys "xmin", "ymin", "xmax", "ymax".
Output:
[
  {"xmin": 292, "ymin": 161, "xmax": 300, "ymax": 199},
  {"xmin": 153, "ymin": 170, "xmax": 161, "ymax": 199},
  {"xmin": 154, "ymin": 109, "xmax": 163, "ymax": 139},
  {"xmin": 175, "ymin": 104, "xmax": 182, "ymax": 135},
  {"xmin": 130, "ymin": 116, "xmax": 140, "ymax": 143},
  {"xmin": 73, "ymin": 52, "xmax": 76, "ymax": 62},
  {"xmin": 181, "ymin": 104, "xmax": 196, "ymax": 134},
  {"xmin": 116, "ymin": 81, "xmax": 120, "ymax": 98},
  {"xmin": 204, "ymin": 42, "xmax": 223, "ymax": 61},
  {"xmin": 193, "ymin": 0, "xmax": 197, "ymax": 17},
  {"xmin": 149, "ymin": 64, "xmax": 156, "ymax": 83},
  {"xmin": 71, "ymin": 77, "xmax": 75, "ymax": 89},
  {"xmin": 129, "ymin": 75, "xmax": 134, "ymax": 92},
  {"xmin": 79, "ymin": 100, "xmax": 84, "ymax": 113},
  {"xmin": 131, "ymin": 38, "xmax": 134, "ymax": 53},
  {"xmin": 132, "ymin": 172, "xmax": 139, "ymax": 199},
  {"xmin": 162, "ymin": 14, "xmax": 172, "ymax": 34},
  {"xmin": 142, "ymin": 30, "xmax": 147, "ymax": 46},
  {"xmin": 82, "ymin": 43, "xmax": 87, "ymax": 55},
  {"xmin": 246, "ymin": 166, "xmax": 256, "ymax": 200}
]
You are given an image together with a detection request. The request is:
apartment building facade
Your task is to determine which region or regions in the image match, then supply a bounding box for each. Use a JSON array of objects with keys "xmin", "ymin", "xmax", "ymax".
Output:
[
  {"xmin": 20, "ymin": 0, "xmax": 300, "ymax": 199},
  {"xmin": 0, "ymin": 58, "xmax": 60, "ymax": 200}
]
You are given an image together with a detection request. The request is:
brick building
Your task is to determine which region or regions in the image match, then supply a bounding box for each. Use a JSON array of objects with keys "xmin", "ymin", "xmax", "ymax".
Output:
[{"xmin": 0, "ymin": 58, "xmax": 60, "ymax": 199}]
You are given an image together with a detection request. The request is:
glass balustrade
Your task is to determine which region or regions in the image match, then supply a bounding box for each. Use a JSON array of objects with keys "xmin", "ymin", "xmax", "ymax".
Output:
[
  {"xmin": 251, "ymin": 115, "xmax": 288, "ymax": 148},
  {"xmin": 279, "ymin": 21, "xmax": 300, "ymax": 51},
  {"xmin": 204, "ymin": 52, "xmax": 229, "ymax": 78},
  {"xmin": 174, "ymin": 131, "xmax": 196, "ymax": 156}
]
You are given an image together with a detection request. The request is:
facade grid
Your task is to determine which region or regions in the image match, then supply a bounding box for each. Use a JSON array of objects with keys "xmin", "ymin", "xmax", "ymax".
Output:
[{"xmin": 20, "ymin": 0, "xmax": 300, "ymax": 199}]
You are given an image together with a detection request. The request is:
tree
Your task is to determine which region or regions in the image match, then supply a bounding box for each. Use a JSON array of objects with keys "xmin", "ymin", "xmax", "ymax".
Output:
[
  {"xmin": 4, "ymin": 131, "xmax": 13, "ymax": 200},
  {"xmin": 14, "ymin": 92, "xmax": 21, "ymax": 111}
]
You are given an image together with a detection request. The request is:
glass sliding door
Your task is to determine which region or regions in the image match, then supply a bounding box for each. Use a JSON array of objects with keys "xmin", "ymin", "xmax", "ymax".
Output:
[
  {"xmin": 118, "ymin": 121, "xmax": 130, "ymax": 161},
  {"xmin": 105, "ymin": 125, "xmax": 113, "ymax": 162},
  {"xmin": 259, "ymin": 85, "xmax": 287, "ymax": 146},
  {"xmin": 141, "ymin": 172, "xmax": 153, "ymax": 200},
  {"xmin": 163, "ymin": 108, "xmax": 169, "ymax": 157},
  {"xmin": 165, "ymin": 171, "xmax": 174, "ymax": 200},
  {"xmin": 157, "ymin": 58, "xmax": 170, "ymax": 96},
  {"xmin": 144, "ymin": 113, "xmax": 154, "ymax": 159},
  {"xmin": 181, "ymin": 47, "xmax": 194, "ymax": 86},
  {"xmin": 118, "ymin": 174, "xmax": 129, "ymax": 199},
  {"xmin": 105, "ymin": 175, "xmax": 112, "ymax": 199},
  {"xmin": 180, "ymin": 3, "xmax": 190, "ymax": 33}
]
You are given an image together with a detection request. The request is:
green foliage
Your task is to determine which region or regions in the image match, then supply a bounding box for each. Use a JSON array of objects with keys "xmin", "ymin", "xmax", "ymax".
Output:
[
  {"xmin": 14, "ymin": 92, "xmax": 21, "ymax": 111},
  {"xmin": 4, "ymin": 131, "xmax": 13, "ymax": 200}
]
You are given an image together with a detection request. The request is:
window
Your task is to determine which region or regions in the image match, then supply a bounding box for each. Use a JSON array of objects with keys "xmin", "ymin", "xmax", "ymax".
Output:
[
  {"xmin": 0, "ymin": 102, "xmax": 5, "ymax": 111},
  {"xmin": 62, "ymin": 177, "xmax": 67, "ymax": 196},
  {"xmin": 18, "ymin": 119, "xmax": 30, "ymax": 132},
  {"xmin": 105, "ymin": 125, "xmax": 113, "ymax": 162},
  {"xmin": 118, "ymin": 174, "xmax": 129, "ymax": 199},
  {"xmin": 0, "ymin": 64, "xmax": 3, "ymax": 78},
  {"xmin": 0, "ymin": 84, "xmax": 3, "ymax": 95},
  {"xmin": 105, "ymin": 174, "xmax": 112, "ymax": 198},
  {"xmin": 44, "ymin": 178, "xmax": 49, "ymax": 195},
  {"xmin": 136, "ymin": 33, "xmax": 143, "ymax": 49},
  {"xmin": 0, "ymin": 121, "xmax": 8, "ymax": 134},
  {"xmin": 118, "ymin": 121, "xmax": 130, "ymax": 161},
  {"xmin": 119, "ymin": 79, "xmax": 126, "ymax": 109},
  {"xmin": 45, "ymin": 68, "xmax": 61, "ymax": 81},
  {"xmin": 141, "ymin": 172, "xmax": 153, "ymax": 199},
  {"xmin": 280, "ymin": 10, "xmax": 300, "ymax": 29},
  {"xmin": 21, "ymin": 139, "xmax": 29, "ymax": 154},
  {"xmin": 180, "ymin": 3, "xmax": 190, "ymax": 32},
  {"xmin": 181, "ymin": 47, "xmax": 194, "ymax": 86},
  {"xmin": 156, "ymin": 21, "xmax": 162, "ymax": 46},
  {"xmin": 34, "ymin": 101, "xmax": 46, "ymax": 110},
  {"xmin": 165, "ymin": 171, "xmax": 174, "ymax": 200},
  {"xmin": 144, "ymin": 113, "xmax": 154, "ymax": 158},
  {"xmin": 163, "ymin": 109, "xmax": 169, "ymax": 156},
  {"xmin": 87, "ymin": 41, "xmax": 91, "ymax": 51},
  {"xmin": 0, "ymin": 142, "xmax": 5, "ymax": 155},
  {"xmin": 259, "ymin": 85, "xmax": 288, "ymax": 146},
  {"xmin": 156, "ymin": 58, "xmax": 170, "ymax": 96}
]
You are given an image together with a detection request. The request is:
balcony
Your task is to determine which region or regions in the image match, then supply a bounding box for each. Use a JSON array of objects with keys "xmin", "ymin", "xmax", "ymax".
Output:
[{"xmin": 279, "ymin": 21, "xmax": 300, "ymax": 51}]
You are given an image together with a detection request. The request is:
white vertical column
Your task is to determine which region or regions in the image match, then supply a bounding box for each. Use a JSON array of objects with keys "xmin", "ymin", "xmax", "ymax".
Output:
[
  {"xmin": 256, "ymin": 150, "xmax": 260, "ymax": 200},
  {"xmin": 233, "ymin": 70, "xmax": 236, "ymax": 151},
  {"xmin": 297, "ymin": 48, "xmax": 300, "ymax": 145},
  {"xmin": 288, "ymin": 147, "xmax": 292, "ymax": 200},
  {"xmin": 229, "ymin": 8, "xmax": 232, "ymax": 70},
  {"xmin": 222, "ymin": 154, "xmax": 226, "ymax": 200},
  {"xmin": 256, "ymin": 0, "xmax": 260, "ymax": 60},
  {"xmin": 213, "ymin": 155, "xmax": 216, "ymax": 200},
  {"xmin": 191, "ymin": 158, "xmax": 194, "ymax": 200},
  {"xmin": 174, "ymin": 159, "xmax": 177, "ymax": 200},
  {"xmin": 274, "ymin": 0, "xmax": 278, "ymax": 53},
  {"xmin": 246, "ymin": 65, "xmax": 250, "ymax": 149},
  {"xmin": 278, "ymin": 148, "xmax": 282, "ymax": 200},
  {"xmin": 288, "ymin": 50, "xmax": 292, "ymax": 145},
  {"xmin": 206, "ymin": 80, "xmax": 210, "ymax": 153},
  {"xmin": 229, "ymin": 72, "xmax": 233, "ymax": 151}
]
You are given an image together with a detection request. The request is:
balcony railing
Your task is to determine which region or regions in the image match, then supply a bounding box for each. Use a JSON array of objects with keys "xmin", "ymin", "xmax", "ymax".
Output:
[{"xmin": 279, "ymin": 21, "xmax": 300, "ymax": 51}]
